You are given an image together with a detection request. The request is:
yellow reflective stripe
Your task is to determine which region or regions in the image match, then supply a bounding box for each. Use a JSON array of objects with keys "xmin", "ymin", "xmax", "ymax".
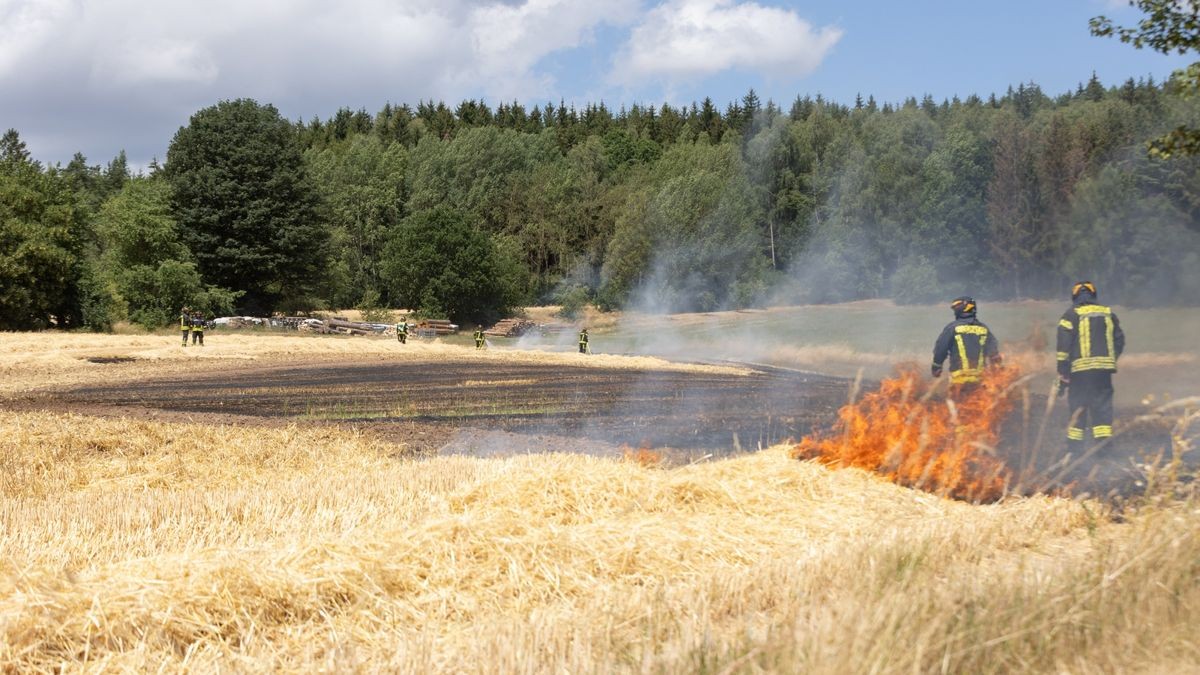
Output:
[
  {"xmin": 954, "ymin": 334, "xmax": 970, "ymax": 371},
  {"xmin": 1079, "ymin": 313, "xmax": 1091, "ymax": 358},
  {"xmin": 1056, "ymin": 352, "xmax": 1069, "ymax": 361},
  {"xmin": 1075, "ymin": 304, "xmax": 1111, "ymax": 315},
  {"xmin": 1071, "ymin": 356, "xmax": 1116, "ymax": 372},
  {"xmin": 950, "ymin": 370, "xmax": 982, "ymax": 384},
  {"xmin": 954, "ymin": 325, "xmax": 989, "ymax": 335},
  {"xmin": 1105, "ymin": 316, "xmax": 1115, "ymax": 360},
  {"xmin": 1067, "ymin": 427, "xmax": 1085, "ymax": 440},
  {"xmin": 1058, "ymin": 319, "xmax": 1073, "ymax": 330},
  {"xmin": 1092, "ymin": 425, "xmax": 1113, "ymax": 438}
]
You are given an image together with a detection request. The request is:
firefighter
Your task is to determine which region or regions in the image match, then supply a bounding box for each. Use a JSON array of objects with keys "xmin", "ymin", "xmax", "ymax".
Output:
[
  {"xmin": 190, "ymin": 311, "xmax": 205, "ymax": 347},
  {"xmin": 578, "ymin": 327, "xmax": 589, "ymax": 354},
  {"xmin": 474, "ymin": 328, "xmax": 485, "ymax": 350},
  {"xmin": 396, "ymin": 320, "xmax": 408, "ymax": 344},
  {"xmin": 1057, "ymin": 281, "xmax": 1125, "ymax": 452},
  {"xmin": 931, "ymin": 297, "xmax": 1001, "ymax": 390},
  {"xmin": 180, "ymin": 307, "xmax": 191, "ymax": 347}
]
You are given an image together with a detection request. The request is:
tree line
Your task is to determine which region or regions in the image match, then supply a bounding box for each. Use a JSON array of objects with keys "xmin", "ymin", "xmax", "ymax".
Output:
[{"xmin": 2, "ymin": 73, "xmax": 1199, "ymax": 331}]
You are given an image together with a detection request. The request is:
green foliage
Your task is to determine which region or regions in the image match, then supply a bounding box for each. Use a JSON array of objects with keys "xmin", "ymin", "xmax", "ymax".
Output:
[
  {"xmin": 890, "ymin": 256, "xmax": 945, "ymax": 305},
  {"xmin": 0, "ymin": 134, "xmax": 86, "ymax": 329},
  {"xmin": 165, "ymin": 99, "xmax": 329, "ymax": 313},
  {"xmin": 77, "ymin": 260, "xmax": 123, "ymax": 331},
  {"xmin": 556, "ymin": 285, "xmax": 590, "ymax": 319},
  {"xmin": 601, "ymin": 141, "xmax": 767, "ymax": 312},
  {"xmin": 306, "ymin": 135, "xmax": 407, "ymax": 308},
  {"xmin": 1092, "ymin": 1, "xmax": 1200, "ymax": 157},
  {"xmin": 382, "ymin": 207, "xmax": 527, "ymax": 324},
  {"xmin": 1063, "ymin": 165, "xmax": 1200, "ymax": 305},
  {"xmin": 5, "ymin": 68, "xmax": 1200, "ymax": 336},
  {"xmin": 355, "ymin": 288, "xmax": 394, "ymax": 324},
  {"xmin": 94, "ymin": 177, "xmax": 238, "ymax": 329}
]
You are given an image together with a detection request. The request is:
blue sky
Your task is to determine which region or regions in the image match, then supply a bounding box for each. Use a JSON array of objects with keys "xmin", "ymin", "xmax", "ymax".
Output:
[{"xmin": 0, "ymin": 0, "xmax": 1190, "ymax": 167}]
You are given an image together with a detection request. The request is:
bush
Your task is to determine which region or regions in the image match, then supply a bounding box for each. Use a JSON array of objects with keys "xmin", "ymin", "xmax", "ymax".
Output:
[
  {"xmin": 556, "ymin": 286, "xmax": 590, "ymax": 319},
  {"xmin": 890, "ymin": 256, "xmax": 944, "ymax": 305},
  {"xmin": 356, "ymin": 289, "xmax": 394, "ymax": 324},
  {"xmin": 382, "ymin": 207, "xmax": 527, "ymax": 324}
]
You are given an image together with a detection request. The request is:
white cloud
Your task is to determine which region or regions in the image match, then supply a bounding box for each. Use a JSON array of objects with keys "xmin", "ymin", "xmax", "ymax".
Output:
[
  {"xmin": 611, "ymin": 0, "xmax": 842, "ymax": 86},
  {"xmin": 97, "ymin": 39, "xmax": 219, "ymax": 86},
  {"xmin": 465, "ymin": 0, "xmax": 641, "ymax": 96},
  {"xmin": 0, "ymin": 0, "xmax": 637, "ymax": 164}
]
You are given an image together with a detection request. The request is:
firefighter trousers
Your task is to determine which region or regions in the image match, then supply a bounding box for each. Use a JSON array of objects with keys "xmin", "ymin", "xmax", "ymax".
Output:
[
  {"xmin": 182, "ymin": 330, "xmax": 190, "ymax": 346},
  {"xmin": 1066, "ymin": 370, "xmax": 1113, "ymax": 445},
  {"xmin": 192, "ymin": 330, "xmax": 204, "ymax": 346}
]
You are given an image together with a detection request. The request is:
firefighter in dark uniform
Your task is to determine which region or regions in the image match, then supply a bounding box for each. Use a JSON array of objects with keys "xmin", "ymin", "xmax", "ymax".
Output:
[
  {"xmin": 190, "ymin": 311, "xmax": 205, "ymax": 346},
  {"xmin": 396, "ymin": 320, "xmax": 408, "ymax": 344},
  {"xmin": 578, "ymin": 328, "xmax": 589, "ymax": 354},
  {"xmin": 931, "ymin": 297, "xmax": 1001, "ymax": 391},
  {"xmin": 180, "ymin": 307, "xmax": 191, "ymax": 347},
  {"xmin": 474, "ymin": 328, "xmax": 485, "ymax": 350},
  {"xmin": 1057, "ymin": 281, "xmax": 1124, "ymax": 451}
]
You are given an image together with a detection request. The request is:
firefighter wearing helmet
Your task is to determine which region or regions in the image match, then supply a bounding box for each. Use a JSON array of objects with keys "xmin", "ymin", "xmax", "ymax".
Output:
[
  {"xmin": 1056, "ymin": 281, "xmax": 1125, "ymax": 451},
  {"xmin": 180, "ymin": 307, "xmax": 192, "ymax": 347},
  {"xmin": 931, "ymin": 296, "xmax": 1001, "ymax": 388}
]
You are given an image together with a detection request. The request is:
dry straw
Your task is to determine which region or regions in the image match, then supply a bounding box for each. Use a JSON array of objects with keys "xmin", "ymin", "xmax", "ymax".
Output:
[{"xmin": 3, "ymin": 410, "xmax": 1198, "ymax": 672}]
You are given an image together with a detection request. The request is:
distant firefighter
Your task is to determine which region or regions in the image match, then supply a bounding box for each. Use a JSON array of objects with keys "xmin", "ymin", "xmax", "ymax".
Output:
[
  {"xmin": 396, "ymin": 320, "xmax": 408, "ymax": 344},
  {"xmin": 578, "ymin": 327, "xmax": 589, "ymax": 354},
  {"xmin": 931, "ymin": 296, "xmax": 1001, "ymax": 388},
  {"xmin": 180, "ymin": 307, "xmax": 191, "ymax": 347},
  {"xmin": 474, "ymin": 328, "xmax": 485, "ymax": 350},
  {"xmin": 1056, "ymin": 281, "xmax": 1125, "ymax": 452},
  {"xmin": 190, "ymin": 311, "xmax": 206, "ymax": 346}
]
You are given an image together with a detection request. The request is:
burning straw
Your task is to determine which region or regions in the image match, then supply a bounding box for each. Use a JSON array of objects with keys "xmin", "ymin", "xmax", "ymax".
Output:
[{"xmin": 792, "ymin": 365, "xmax": 1021, "ymax": 502}]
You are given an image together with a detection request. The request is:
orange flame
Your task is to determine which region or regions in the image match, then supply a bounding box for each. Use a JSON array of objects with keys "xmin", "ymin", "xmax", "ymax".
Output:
[
  {"xmin": 791, "ymin": 364, "xmax": 1020, "ymax": 502},
  {"xmin": 622, "ymin": 443, "xmax": 665, "ymax": 468}
]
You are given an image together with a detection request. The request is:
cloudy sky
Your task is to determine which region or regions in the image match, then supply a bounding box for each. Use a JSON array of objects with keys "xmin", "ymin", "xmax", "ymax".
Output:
[{"xmin": 1, "ymin": 0, "xmax": 1190, "ymax": 167}]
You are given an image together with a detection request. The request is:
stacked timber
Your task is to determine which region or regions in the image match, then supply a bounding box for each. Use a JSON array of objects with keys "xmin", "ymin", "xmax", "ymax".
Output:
[
  {"xmin": 417, "ymin": 319, "xmax": 458, "ymax": 335},
  {"xmin": 483, "ymin": 319, "xmax": 536, "ymax": 337},
  {"xmin": 297, "ymin": 319, "xmax": 332, "ymax": 334}
]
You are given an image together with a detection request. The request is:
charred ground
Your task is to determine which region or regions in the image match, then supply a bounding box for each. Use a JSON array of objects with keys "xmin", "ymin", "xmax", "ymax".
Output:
[{"xmin": 5, "ymin": 354, "xmax": 1184, "ymax": 498}]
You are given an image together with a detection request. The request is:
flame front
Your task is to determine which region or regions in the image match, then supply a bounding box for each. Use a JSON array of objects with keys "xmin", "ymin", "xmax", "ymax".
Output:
[{"xmin": 792, "ymin": 365, "xmax": 1020, "ymax": 502}]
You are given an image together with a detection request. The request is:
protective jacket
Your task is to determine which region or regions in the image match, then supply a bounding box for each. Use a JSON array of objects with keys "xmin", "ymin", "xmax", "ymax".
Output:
[
  {"xmin": 1056, "ymin": 294, "xmax": 1124, "ymax": 377},
  {"xmin": 932, "ymin": 317, "xmax": 1000, "ymax": 384},
  {"xmin": 180, "ymin": 313, "xmax": 191, "ymax": 331}
]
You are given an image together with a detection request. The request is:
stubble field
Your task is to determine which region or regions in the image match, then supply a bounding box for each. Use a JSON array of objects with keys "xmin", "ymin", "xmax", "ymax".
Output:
[{"xmin": 1, "ymin": 311, "xmax": 1198, "ymax": 673}]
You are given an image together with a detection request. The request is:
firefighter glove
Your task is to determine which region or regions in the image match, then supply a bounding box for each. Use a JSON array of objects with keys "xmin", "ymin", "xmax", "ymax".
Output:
[
  {"xmin": 931, "ymin": 364, "xmax": 942, "ymax": 378},
  {"xmin": 1057, "ymin": 377, "xmax": 1069, "ymax": 397}
]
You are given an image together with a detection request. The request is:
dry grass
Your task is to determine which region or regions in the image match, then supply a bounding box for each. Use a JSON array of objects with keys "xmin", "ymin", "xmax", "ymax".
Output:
[
  {"xmin": 0, "ymin": 332, "xmax": 747, "ymax": 395},
  {"xmin": 2, "ymin": 410, "xmax": 1198, "ymax": 673}
]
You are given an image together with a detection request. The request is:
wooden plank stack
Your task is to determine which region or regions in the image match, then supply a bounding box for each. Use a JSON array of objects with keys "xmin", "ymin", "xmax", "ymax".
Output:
[
  {"xmin": 417, "ymin": 319, "xmax": 458, "ymax": 335},
  {"xmin": 483, "ymin": 319, "xmax": 537, "ymax": 338}
]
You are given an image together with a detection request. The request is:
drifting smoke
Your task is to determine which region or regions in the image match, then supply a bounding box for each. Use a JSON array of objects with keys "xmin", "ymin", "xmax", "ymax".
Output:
[{"xmin": 475, "ymin": 106, "xmax": 1198, "ymax": 499}]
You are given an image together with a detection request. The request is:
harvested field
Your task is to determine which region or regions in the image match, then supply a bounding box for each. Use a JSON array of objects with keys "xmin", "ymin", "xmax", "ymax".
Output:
[
  {"xmin": 1, "ymin": 332, "xmax": 1183, "ymax": 495},
  {"xmin": 2, "ymin": 410, "xmax": 1198, "ymax": 673},
  {"xmin": 1, "ymin": 330, "xmax": 1197, "ymax": 672}
]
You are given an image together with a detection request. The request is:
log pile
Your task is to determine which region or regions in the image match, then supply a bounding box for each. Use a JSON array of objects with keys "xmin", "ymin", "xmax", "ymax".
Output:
[
  {"xmin": 483, "ymin": 319, "xmax": 537, "ymax": 338},
  {"xmin": 416, "ymin": 319, "xmax": 458, "ymax": 335}
]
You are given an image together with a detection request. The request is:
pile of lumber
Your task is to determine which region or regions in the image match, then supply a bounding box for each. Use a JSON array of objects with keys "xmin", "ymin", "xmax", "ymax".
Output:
[
  {"xmin": 296, "ymin": 319, "xmax": 332, "ymax": 334},
  {"xmin": 416, "ymin": 319, "xmax": 458, "ymax": 335},
  {"xmin": 483, "ymin": 319, "xmax": 537, "ymax": 338}
]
